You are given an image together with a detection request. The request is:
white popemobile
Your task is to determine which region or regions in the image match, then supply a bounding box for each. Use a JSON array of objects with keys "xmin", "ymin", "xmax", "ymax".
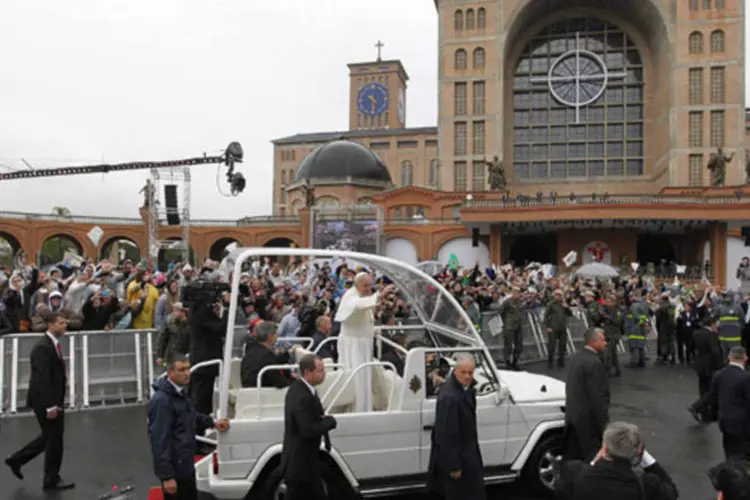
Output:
[{"xmin": 195, "ymin": 248, "xmax": 566, "ymax": 499}]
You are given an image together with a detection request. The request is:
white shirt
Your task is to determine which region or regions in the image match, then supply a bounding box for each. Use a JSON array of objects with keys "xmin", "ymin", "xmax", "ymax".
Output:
[
  {"xmin": 729, "ymin": 362, "xmax": 745, "ymax": 370},
  {"xmin": 168, "ymin": 379, "xmax": 185, "ymax": 395},
  {"xmin": 300, "ymin": 376, "xmax": 316, "ymax": 396}
]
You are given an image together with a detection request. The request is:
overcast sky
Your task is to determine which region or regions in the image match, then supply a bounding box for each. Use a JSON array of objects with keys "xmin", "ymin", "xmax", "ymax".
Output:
[{"xmin": 0, "ymin": 1, "xmax": 747, "ymax": 220}]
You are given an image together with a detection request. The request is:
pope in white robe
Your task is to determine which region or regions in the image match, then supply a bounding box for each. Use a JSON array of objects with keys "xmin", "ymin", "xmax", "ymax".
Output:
[{"xmin": 334, "ymin": 273, "xmax": 394, "ymax": 412}]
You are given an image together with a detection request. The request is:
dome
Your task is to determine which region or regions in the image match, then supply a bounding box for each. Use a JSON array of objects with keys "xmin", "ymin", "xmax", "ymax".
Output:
[{"xmin": 294, "ymin": 140, "xmax": 392, "ymax": 185}]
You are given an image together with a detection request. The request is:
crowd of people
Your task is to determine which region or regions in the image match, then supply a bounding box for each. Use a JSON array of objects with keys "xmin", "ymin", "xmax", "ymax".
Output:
[{"xmin": 2, "ymin": 252, "xmax": 750, "ymax": 499}]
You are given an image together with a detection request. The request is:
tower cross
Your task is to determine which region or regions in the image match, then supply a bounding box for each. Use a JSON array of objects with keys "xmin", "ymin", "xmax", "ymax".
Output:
[{"xmin": 375, "ymin": 40, "xmax": 385, "ymax": 61}]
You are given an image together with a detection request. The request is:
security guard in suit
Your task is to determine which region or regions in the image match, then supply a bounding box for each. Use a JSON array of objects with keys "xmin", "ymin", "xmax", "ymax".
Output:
[
  {"xmin": 627, "ymin": 291, "xmax": 650, "ymax": 368},
  {"xmin": 716, "ymin": 292, "xmax": 744, "ymax": 359}
]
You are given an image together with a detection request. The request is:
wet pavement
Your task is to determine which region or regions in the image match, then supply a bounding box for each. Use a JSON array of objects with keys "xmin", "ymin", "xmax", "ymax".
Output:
[{"xmin": 0, "ymin": 361, "xmax": 723, "ymax": 500}]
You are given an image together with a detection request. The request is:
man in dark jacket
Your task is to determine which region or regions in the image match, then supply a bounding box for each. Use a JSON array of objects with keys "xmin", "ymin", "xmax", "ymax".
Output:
[
  {"xmin": 558, "ymin": 421, "xmax": 678, "ymax": 500},
  {"xmin": 564, "ymin": 327, "xmax": 610, "ymax": 462},
  {"xmin": 188, "ymin": 300, "xmax": 227, "ymax": 415},
  {"xmin": 155, "ymin": 303, "xmax": 190, "ymax": 367},
  {"xmin": 280, "ymin": 354, "xmax": 337, "ymax": 500},
  {"xmin": 655, "ymin": 294, "xmax": 676, "ymax": 365},
  {"xmin": 545, "ymin": 289, "xmax": 570, "ymax": 368},
  {"xmin": 241, "ymin": 321, "xmax": 294, "ymax": 388},
  {"xmin": 148, "ymin": 354, "xmax": 230, "ymax": 500},
  {"xmin": 704, "ymin": 346, "xmax": 750, "ymax": 459},
  {"xmin": 601, "ymin": 295, "xmax": 623, "ymax": 377},
  {"xmin": 428, "ymin": 356, "xmax": 485, "ymax": 500},
  {"xmin": 689, "ymin": 315, "xmax": 724, "ymax": 421}
]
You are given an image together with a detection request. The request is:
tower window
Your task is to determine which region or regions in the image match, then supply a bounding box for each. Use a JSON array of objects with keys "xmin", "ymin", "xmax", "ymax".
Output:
[
  {"xmin": 454, "ymin": 161, "xmax": 467, "ymax": 191},
  {"xmin": 473, "ymin": 81, "xmax": 486, "ymax": 115},
  {"xmin": 473, "ymin": 48, "xmax": 485, "ymax": 69},
  {"xmin": 471, "ymin": 161, "xmax": 485, "ymax": 191},
  {"xmin": 689, "ymin": 154, "xmax": 703, "ymax": 186},
  {"xmin": 454, "ymin": 10, "xmax": 463, "ymax": 32},
  {"xmin": 710, "ymin": 67, "xmax": 725, "ymax": 103},
  {"xmin": 689, "ymin": 111, "xmax": 704, "ymax": 147},
  {"xmin": 710, "ymin": 110, "xmax": 724, "ymax": 147},
  {"xmin": 710, "ymin": 30, "xmax": 725, "ymax": 53},
  {"xmin": 477, "ymin": 8, "xmax": 486, "ymax": 30},
  {"xmin": 455, "ymin": 49, "xmax": 467, "ymax": 70},
  {"xmin": 455, "ymin": 82, "xmax": 467, "ymax": 115},
  {"xmin": 454, "ymin": 122, "xmax": 468, "ymax": 155},
  {"xmin": 688, "ymin": 68, "xmax": 703, "ymax": 105},
  {"xmin": 400, "ymin": 160, "xmax": 414, "ymax": 186},
  {"xmin": 472, "ymin": 121, "xmax": 485, "ymax": 155},
  {"xmin": 466, "ymin": 9, "xmax": 475, "ymax": 30},
  {"xmin": 689, "ymin": 31, "xmax": 704, "ymax": 54}
]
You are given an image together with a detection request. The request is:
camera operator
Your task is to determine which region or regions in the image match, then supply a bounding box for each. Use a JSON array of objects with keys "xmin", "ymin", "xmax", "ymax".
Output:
[
  {"xmin": 557, "ymin": 421, "xmax": 678, "ymax": 500},
  {"xmin": 188, "ymin": 293, "xmax": 227, "ymax": 416}
]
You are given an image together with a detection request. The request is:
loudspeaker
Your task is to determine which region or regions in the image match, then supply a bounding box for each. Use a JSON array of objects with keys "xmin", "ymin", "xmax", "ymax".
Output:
[
  {"xmin": 164, "ymin": 185, "xmax": 180, "ymax": 226},
  {"xmin": 471, "ymin": 228, "xmax": 479, "ymax": 248}
]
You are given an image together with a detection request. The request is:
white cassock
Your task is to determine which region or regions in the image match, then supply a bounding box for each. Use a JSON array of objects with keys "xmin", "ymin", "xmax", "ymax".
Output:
[{"xmin": 335, "ymin": 288, "xmax": 379, "ymax": 412}]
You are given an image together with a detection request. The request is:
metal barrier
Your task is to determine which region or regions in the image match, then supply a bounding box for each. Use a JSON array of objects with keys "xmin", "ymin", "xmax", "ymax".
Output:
[{"xmin": 0, "ymin": 329, "xmax": 158, "ymax": 415}]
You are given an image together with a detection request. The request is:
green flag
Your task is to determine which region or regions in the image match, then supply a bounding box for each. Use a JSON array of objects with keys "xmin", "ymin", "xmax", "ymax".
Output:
[{"xmin": 447, "ymin": 253, "xmax": 460, "ymax": 270}]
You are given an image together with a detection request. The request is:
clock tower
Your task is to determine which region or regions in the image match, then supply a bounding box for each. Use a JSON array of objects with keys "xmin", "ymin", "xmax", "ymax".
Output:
[{"xmin": 348, "ymin": 44, "xmax": 408, "ymax": 131}]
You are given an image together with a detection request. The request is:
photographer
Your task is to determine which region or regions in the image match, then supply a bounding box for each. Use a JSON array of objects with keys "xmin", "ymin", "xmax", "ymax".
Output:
[
  {"xmin": 188, "ymin": 289, "xmax": 228, "ymax": 416},
  {"xmin": 557, "ymin": 421, "xmax": 678, "ymax": 500}
]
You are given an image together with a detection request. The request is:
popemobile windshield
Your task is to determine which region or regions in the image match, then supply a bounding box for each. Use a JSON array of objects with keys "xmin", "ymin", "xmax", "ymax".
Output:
[{"xmin": 194, "ymin": 247, "xmax": 566, "ymax": 499}]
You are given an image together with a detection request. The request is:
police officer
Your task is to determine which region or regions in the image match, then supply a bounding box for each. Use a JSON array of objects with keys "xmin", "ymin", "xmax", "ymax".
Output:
[
  {"xmin": 584, "ymin": 290, "xmax": 602, "ymax": 329},
  {"xmin": 716, "ymin": 292, "xmax": 744, "ymax": 359},
  {"xmin": 656, "ymin": 293, "xmax": 677, "ymax": 365},
  {"xmin": 601, "ymin": 295, "xmax": 623, "ymax": 377},
  {"xmin": 627, "ymin": 291, "xmax": 650, "ymax": 368},
  {"xmin": 544, "ymin": 289, "xmax": 570, "ymax": 368},
  {"xmin": 501, "ymin": 287, "xmax": 524, "ymax": 371}
]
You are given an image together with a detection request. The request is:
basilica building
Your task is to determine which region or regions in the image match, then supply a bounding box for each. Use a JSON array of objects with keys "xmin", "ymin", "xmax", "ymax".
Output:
[{"xmin": 270, "ymin": 0, "xmax": 750, "ymax": 287}]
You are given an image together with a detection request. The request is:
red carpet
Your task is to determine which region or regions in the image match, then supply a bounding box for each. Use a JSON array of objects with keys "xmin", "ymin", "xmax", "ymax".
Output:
[{"xmin": 148, "ymin": 456, "xmax": 206, "ymax": 500}]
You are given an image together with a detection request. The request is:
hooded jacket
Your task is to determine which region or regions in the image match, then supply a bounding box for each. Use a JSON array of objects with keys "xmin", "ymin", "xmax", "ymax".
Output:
[{"xmin": 147, "ymin": 377, "xmax": 215, "ymax": 481}]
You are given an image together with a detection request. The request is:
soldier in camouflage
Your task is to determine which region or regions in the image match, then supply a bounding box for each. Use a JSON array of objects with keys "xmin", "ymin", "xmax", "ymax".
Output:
[
  {"xmin": 544, "ymin": 289, "xmax": 570, "ymax": 368},
  {"xmin": 601, "ymin": 295, "xmax": 623, "ymax": 377},
  {"xmin": 155, "ymin": 302, "xmax": 190, "ymax": 366},
  {"xmin": 584, "ymin": 290, "xmax": 603, "ymax": 329},
  {"xmin": 501, "ymin": 287, "xmax": 524, "ymax": 371}
]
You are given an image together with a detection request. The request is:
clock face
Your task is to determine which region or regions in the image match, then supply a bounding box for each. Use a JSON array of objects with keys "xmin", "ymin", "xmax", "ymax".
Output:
[{"xmin": 357, "ymin": 83, "xmax": 389, "ymax": 117}]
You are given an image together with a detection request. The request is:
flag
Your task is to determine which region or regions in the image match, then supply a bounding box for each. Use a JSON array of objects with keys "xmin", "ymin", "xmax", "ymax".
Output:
[{"xmin": 447, "ymin": 253, "xmax": 460, "ymax": 270}]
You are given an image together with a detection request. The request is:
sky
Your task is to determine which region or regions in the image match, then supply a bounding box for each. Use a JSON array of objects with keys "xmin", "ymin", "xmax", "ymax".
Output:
[{"xmin": 0, "ymin": 1, "xmax": 747, "ymax": 220}]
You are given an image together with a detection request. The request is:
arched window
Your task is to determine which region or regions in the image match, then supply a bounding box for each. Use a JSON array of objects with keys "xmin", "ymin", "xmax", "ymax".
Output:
[
  {"xmin": 401, "ymin": 160, "xmax": 414, "ymax": 186},
  {"xmin": 280, "ymin": 170, "xmax": 286, "ymax": 185},
  {"xmin": 280, "ymin": 188, "xmax": 286, "ymax": 204},
  {"xmin": 689, "ymin": 31, "xmax": 704, "ymax": 54},
  {"xmin": 454, "ymin": 10, "xmax": 463, "ymax": 32},
  {"xmin": 473, "ymin": 48, "xmax": 485, "ymax": 69},
  {"xmin": 291, "ymin": 199, "xmax": 302, "ymax": 214},
  {"xmin": 710, "ymin": 30, "xmax": 725, "ymax": 52},
  {"xmin": 466, "ymin": 9, "xmax": 475, "ymax": 30},
  {"xmin": 455, "ymin": 49, "xmax": 467, "ymax": 70},
  {"xmin": 315, "ymin": 196, "xmax": 340, "ymax": 208},
  {"xmin": 512, "ymin": 17, "xmax": 645, "ymax": 180},
  {"xmin": 477, "ymin": 8, "xmax": 486, "ymax": 30}
]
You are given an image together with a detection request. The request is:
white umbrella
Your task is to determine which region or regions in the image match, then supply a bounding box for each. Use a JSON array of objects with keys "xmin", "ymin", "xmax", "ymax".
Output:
[
  {"xmin": 416, "ymin": 260, "xmax": 444, "ymax": 276},
  {"xmin": 574, "ymin": 262, "xmax": 619, "ymax": 278}
]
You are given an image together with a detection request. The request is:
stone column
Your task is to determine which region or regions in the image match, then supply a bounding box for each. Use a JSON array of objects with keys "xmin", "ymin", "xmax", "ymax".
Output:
[
  {"xmin": 489, "ymin": 225, "xmax": 503, "ymax": 265},
  {"xmin": 708, "ymin": 222, "xmax": 728, "ymax": 288},
  {"xmin": 298, "ymin": 208, "xmax": 312, "ymax": 248}
]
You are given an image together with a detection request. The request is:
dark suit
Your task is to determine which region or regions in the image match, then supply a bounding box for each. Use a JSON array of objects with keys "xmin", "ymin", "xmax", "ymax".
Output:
[
  {"xmin": 558, "ymin": 457, "xmax": 678, "ymax": 500},
  {"xmin": 8, "ymin": 334, "xmax": 67, "ymax": 486},
  {"xmin": 240, "ymin": 340, "xmax": 292, "ymax": 388},
  {"xmin": 692, "ymin": 327, "xmax": 723, "ymax": 400},
  {"xmin": 280, "ymin": 379, "xmax": 336, "ymax": 500},
  {"xmin": 708, "ymin": 364, "xmax": 750, "ymax": 459},
  {"xmin": 564, "ymin": 348, "xmax": 610, "ymax": 462},
  {"xmin": 427, "ymin": 374, "xmax": 486, "ymax": 500}
]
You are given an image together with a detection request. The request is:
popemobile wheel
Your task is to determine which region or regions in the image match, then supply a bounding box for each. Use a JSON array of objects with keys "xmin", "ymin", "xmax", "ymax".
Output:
[{"xmin": 521, "ymin": 433, "xmax": 564, "ymax": 498}]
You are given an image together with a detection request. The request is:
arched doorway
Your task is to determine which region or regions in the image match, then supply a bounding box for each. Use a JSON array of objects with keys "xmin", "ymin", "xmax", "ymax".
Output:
[
  {"xmin": 507, "ymin": 234, "xmax": 557, "ymax": 266},
  {"xmin": 209, "ymin": 237, "xmax": 240, "ymax": 262},
  {"xmin": 636, "ymin": 234, "xmax": 676, "ymax": 268},
  {"xmin": 0, "ymin": 232, "xmax": 22, "ymax": 268},
  {"xmin": 39, "ymin": 234, "xmax": 84, "ymax": 268},
  {"xmin": 157, "ymin": 238, "xmax": 196, "ymax": 271},
  {"xmin": 262, "ymin": 237, "xmax": 296, "ymax": 263},
  {"xmin": 100, "ymin": 237, "xmax": 141, "ymax": 264}
]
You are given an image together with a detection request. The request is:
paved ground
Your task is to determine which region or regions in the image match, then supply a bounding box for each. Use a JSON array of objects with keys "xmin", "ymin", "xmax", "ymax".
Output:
[{"xmin": 0, "ymin": 361, "xmax": 723, "ymax": 500}]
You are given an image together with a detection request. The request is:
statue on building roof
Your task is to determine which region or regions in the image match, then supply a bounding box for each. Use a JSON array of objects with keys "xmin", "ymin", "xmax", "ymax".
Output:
[
  {"xmin": 484, "ymin": 155, "xmax": 506, "ymax": 191},
  {"xmin": 707, "ymin": 147, "xmax": 734, "ymax": 187},
  {"xmin": 302, "ymin": 179, "xmax": 316, "ymax": 208},
  {"xmin": 139, "ymin": 179, "xmax": 156, "ymax": 208}
]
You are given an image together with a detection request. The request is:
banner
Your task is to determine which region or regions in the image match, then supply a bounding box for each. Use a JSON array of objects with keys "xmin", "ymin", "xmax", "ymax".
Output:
[{"xmin": 312, "ymin": 219, "xmax": 380, "ymax": 255}]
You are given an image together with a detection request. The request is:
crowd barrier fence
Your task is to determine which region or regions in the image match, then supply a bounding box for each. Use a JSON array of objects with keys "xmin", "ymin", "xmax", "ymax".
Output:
[{"xmin": 0, "ymin": 310, "xmax": 650, "ymax": 416}]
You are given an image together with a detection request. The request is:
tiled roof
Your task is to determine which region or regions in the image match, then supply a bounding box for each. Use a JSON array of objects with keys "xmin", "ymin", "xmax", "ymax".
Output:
[{"xmin": 272, "ymin": 126, "xmax": 438, "ymax": 145}]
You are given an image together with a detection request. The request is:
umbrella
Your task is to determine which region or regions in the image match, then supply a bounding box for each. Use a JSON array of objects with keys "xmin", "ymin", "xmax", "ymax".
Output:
[
  {"xmin": 416, "ymin": 260, "xmax": 445, "ymax": 276},
  {"xmin": 574, "ymin": 262, "xmax": 619, "ymax": 278}
]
